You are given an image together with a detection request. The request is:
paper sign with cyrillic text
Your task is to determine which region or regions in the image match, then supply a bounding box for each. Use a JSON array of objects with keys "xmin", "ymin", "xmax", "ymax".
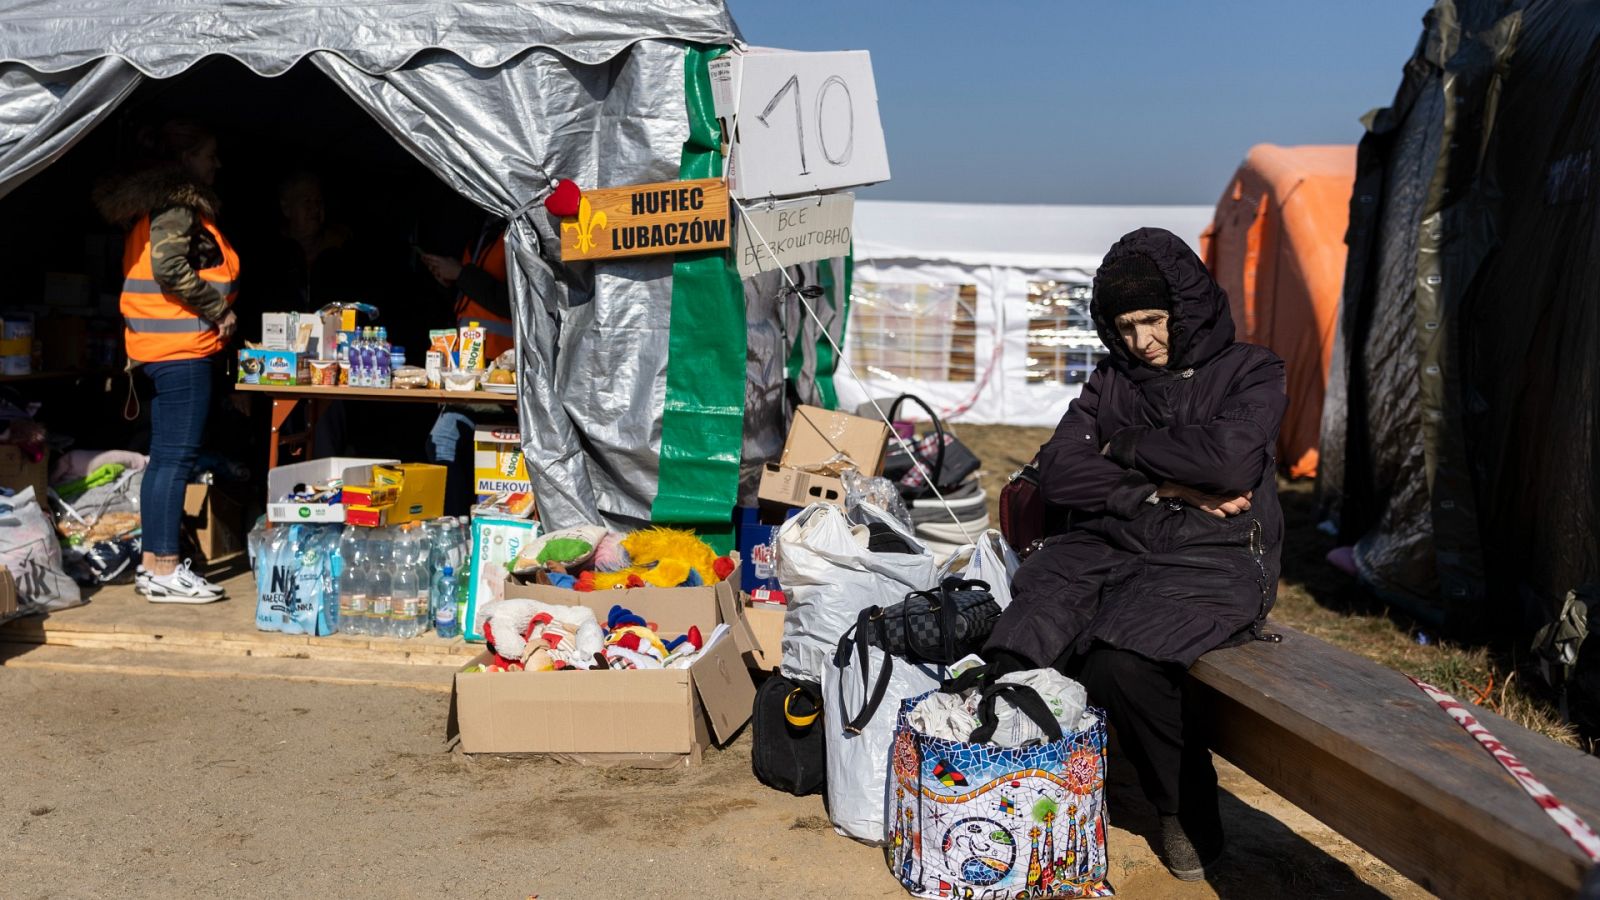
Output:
[
  {"xmin": 559, "ymin": 178, "xmax": 731, "ymax": 262},
  {"xmin": 735, "ymin": 193, "xmax": 854, "ymax": 277}
]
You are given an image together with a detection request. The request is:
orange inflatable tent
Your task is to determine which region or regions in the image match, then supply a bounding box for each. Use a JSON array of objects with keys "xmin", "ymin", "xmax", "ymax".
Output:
[{"xmin": 1203, "ymin": 144, "xmax": 1355, "ymax": 480}]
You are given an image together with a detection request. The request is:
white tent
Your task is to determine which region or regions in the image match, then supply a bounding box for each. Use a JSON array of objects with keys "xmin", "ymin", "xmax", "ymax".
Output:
[{"xmin": 839, "ymin": 200, "xmax": 1213, "ymax": 426}]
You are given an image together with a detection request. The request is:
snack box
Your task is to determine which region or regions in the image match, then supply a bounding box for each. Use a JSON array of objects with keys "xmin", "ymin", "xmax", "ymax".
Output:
[
  {"xmin": 238, "ymin": 349, "xmax": 310, "ymax": 385},
  {"xmin": 340, "ymin": 484, "xmax": 399, "ymax": 507},
  {"xmin": 343, "ymin": 504, "xmax": 392, "ymax": 528},
  {"xmin": 266, "ymin": 457, "xmax": 399, "ymax": 523},
  {"xmin": 450, "ymin": 566, "xmax": 757, "ymax": 763}
]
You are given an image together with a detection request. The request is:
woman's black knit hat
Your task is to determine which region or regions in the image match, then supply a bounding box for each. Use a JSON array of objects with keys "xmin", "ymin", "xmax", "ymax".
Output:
[{"xmin": 1095, "ymin": 252, "xmax": 1172, "ymax": 321}]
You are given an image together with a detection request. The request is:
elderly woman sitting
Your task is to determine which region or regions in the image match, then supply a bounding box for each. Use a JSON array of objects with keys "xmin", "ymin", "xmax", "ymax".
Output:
[{"xmin": 985, "ymin": 227, "xmax": 1287, "ymax": 881}]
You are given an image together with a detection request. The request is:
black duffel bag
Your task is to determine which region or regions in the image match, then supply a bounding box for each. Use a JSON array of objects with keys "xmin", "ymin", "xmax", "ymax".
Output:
[{"xmin": 751, "ymin": 674, "xmax": 826, "ymax": 796}]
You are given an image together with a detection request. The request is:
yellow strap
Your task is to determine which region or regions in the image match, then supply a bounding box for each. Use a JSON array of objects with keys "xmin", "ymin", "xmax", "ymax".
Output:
[{"xmin": 783, "ymin": 688, "xmax": 820, "ymax": 728}]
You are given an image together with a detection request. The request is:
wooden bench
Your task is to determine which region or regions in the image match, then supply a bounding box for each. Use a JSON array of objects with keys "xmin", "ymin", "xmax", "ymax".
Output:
[{"xmin": 1190, "ymin": 624, "xmax": 1600, "ymax": 899}]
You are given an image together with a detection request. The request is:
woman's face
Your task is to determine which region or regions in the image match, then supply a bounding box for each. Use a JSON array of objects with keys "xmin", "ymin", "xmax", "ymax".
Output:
[
  {"xmin": 182, "ymin": 137, "xmax": 221, "ymax": 187},
  {"xmin": 1115, "ymin": 309, "xmax": 1171, "ymax": 367}
]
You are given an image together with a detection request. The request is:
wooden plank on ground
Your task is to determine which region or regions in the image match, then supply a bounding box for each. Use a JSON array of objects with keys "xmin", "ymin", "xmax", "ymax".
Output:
[
  {"xmin": 2, "ymin": 644, "xmax": 455, "ymax": 693},
  {"xmin": 1191, "ymin": 624, "xmax": 1600, "ymax": 900}
]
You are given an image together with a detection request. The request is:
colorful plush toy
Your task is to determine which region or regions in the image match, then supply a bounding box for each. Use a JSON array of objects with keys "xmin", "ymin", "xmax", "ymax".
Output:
[
  {"xmin": 581, "ymin": 528, "xmax": 734, "ymax": 590},
  {"xmin": 480, "ymin": 597, "xmax": 605, "ymax": 670},
  {"xmin": 510, "ymin": 525, "xmax": 608, "ymax": 576}
]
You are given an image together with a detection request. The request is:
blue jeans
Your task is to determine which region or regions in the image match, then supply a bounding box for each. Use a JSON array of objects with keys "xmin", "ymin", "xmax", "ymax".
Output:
[
  {"xmin": 141, "ymin": 359, "xmax": 213, "ymax": 556},
  {"xmin": 427, "ymin": 410, "xmax": 477, "ymax": 516}
]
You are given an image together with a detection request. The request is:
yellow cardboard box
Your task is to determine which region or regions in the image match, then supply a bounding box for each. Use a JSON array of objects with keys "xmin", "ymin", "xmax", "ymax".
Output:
[{"xmin": 371, "ymin": 463, "xmax": 446, "ymax": 525}]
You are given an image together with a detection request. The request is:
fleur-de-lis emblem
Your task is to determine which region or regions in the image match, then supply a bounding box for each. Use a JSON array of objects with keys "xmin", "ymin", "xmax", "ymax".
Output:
[{"xmin": 562, "ymin": 196, "xmax": 607, "ymax": 253}]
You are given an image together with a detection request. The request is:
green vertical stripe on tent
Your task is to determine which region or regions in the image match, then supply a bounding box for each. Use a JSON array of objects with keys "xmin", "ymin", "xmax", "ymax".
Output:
[
  {"xmin": 650, "ymin": 44, "xmax": 744, "ymax": 552},
  {"xmin": 784, "ymin": 251, "xmax": 853, "ymax": 411}
]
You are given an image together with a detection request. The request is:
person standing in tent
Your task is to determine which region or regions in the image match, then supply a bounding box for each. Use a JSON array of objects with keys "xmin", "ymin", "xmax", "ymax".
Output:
[
  {"xmin": 93, "ymin": 120, "xmax": 237, "ymax": 602},
  {"xmin": 419, "ymin": 218, "xmax": 512, "ymax": 514},
  {"xmin": 420, "ymin": 217, "xmax": 514, "ymax": 360},
  {"xmin": 983, "ymin": 228, "xmax": 1287, "ymax": 881}
]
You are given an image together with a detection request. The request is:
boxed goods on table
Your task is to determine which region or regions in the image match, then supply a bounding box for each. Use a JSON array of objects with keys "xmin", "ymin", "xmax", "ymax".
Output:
[
  {"xmin": 757, "ymin": 405, "xmax": 890, "ymax": 509},
  {"xmin": 237, "ymin": 349, "xmax": 310, "ymax": 385},
  {"xmin": 371, "ymin": 464, "xmax": 446, "ymax": 525},
  {"xmin": 449, "ymin": 566, "xmax": 757, "ymax": 762},
  {"xmin": 266, "ymin": 457, "xmax": 398, "ymax": 523}
]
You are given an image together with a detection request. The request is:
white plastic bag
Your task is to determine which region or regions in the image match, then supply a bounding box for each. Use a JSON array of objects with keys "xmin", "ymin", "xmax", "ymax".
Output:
[
  {"xmin": 0, "ymin": 487, "xmax": 82, "ymax": 611},
  {"xmin": 777, "ymin": 501, "xmax": 937, "ymax": 683},
  {"xmin": 825, "ymin": 642, "xmax": 943, "ymax": 845},
  {"xmin": 936, "ymin": 528, "xmax": 1020, "ymax": 610}
]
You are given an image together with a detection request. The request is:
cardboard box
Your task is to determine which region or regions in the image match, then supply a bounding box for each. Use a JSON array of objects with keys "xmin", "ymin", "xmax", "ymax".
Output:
[
  {"xmin": 267, "ymin": 457, "xmax": 398, "ymax": 523},
  {"xmin": 743, "ymin": 601, "xmax": 785, "ymax": 671},
  {"xmin": 340, "ymin": 484, "xmax": 398, "ymax": 507},
  {"xmin": 473, "ymin": 426, "xmax": 534, "ymax": 496},
  {"xmin": 450, "ymin": 573, "xmax": 758, "ymax": 761},
  {"xmin": 757, "ymin": 463, "xmax": 844, "ymax": 508},
  {"xmin": 0, "ymin": 444, "xmax": 49, "ymax": 502},
  {"xmin": 181, "ymin": 484, "xmax": 245, "ymax": 565},
  {"xmin": 462, "ymin": 516, "xmax": 541, "ymax": 642},
  {"xmin": 371, "ymin": 463, "xmax": 446, "ymax": 525},
  {"xmin": 261, "ymin": 313, "xmax": 292, "ymax": 349},
  {"xmin": 0, "ymin": 565, "xmax": 18, "ymax": 622},
  {"xmin": 342, "ymin": 504, "xmax": 392, "ymax": 528},
  {"xmin": 237, "ymin": 349, "xmax": 310, "ymax": 385},
  {"xmin": 781, "ymin": 405, "xmax": 890, "ymax": 475}
]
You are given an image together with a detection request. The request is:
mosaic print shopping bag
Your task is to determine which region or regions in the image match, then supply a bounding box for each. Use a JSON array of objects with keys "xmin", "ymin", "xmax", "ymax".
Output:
[{"xmin": 890, "ymin": 690, "xmax": 1114, "ymax": 899}]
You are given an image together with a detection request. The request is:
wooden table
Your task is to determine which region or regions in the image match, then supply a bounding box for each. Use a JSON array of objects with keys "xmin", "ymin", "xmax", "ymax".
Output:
[{"xmin": 235, "ymin": 383, "xmax": 516, "ymax": 468}]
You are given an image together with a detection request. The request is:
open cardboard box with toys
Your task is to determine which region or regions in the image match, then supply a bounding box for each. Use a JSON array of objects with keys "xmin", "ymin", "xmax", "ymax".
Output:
[{"xmin": 448, "ymin": 527, "xmax": 759, "ymax": 766}]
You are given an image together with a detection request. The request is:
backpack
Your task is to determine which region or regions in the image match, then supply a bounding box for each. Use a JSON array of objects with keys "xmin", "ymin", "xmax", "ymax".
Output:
[{"xmin": 751, "ymin": 674, "xmax": 826, "ymax": 796}]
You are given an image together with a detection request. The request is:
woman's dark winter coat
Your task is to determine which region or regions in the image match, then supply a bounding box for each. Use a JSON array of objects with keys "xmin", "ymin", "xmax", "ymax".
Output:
[{"xmin": 987, "ymin": 227, "xmax": 1288, "ymax": 669}]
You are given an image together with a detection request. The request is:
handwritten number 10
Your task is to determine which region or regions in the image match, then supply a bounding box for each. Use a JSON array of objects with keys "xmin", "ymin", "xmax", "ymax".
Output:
[{"xmin": 756, "ymin": 74, "xmax": 856, "ymax": 177}]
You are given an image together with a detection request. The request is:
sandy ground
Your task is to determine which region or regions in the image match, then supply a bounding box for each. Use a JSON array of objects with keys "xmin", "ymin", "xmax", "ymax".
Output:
[{"xmin": 0, "ymin": 659, "xmax": 1427, "ymax": 900}]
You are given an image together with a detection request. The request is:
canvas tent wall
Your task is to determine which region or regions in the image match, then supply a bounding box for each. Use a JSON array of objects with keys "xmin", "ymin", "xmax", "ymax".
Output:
[
  {"xmin": 1203, "ymin": 144, "xmax": 1355, "ymax": 480},
  {"xmin": 839, "ymin": 201, "xmax": 1213, "ymax": 427},
  {"xmin": 1323, "ymin": 0, "xmax": 1600, "ymax": 731},
  {"xmin": 0, "ymin": 1, "xmax": 847, "ymax": 538}
]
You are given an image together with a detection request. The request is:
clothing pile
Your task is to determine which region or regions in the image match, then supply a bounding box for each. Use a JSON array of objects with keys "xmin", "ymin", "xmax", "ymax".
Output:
[
  {"xmin": 49, "ymin": 451, "xmax": 149, "ymax": 585},
  {"xmin": 469, "ymin": 596, "xmax": 729, "ymax": 673}
]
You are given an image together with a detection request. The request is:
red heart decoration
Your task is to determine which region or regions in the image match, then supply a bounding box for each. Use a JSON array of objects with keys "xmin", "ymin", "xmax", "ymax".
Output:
[{"xmin": 544, "ymin": 179, "xmax": 582, "ymax": 217}]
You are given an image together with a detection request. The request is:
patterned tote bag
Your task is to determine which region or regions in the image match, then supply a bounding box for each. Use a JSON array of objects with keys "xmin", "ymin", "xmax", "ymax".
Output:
[{"xmin": 890, "ymin": 685, "xmax": 1114, "ymax": 899}]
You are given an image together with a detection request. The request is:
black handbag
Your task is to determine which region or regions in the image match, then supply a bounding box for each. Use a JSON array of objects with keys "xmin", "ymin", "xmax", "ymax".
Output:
[
  {"xmin": 831, "ymin": 578, "xmax": 1002, "ymax": 735},
  {"xmin": 881, "ymin": 394, "xmax": 982, "ymax": 498},
  {"xmin": 862, "ymin": 577, "xmax": 1000, "ymax": 666},
  {"xmin": 751, "ymin": 675, "xmax": 826, "ymax": 796}
]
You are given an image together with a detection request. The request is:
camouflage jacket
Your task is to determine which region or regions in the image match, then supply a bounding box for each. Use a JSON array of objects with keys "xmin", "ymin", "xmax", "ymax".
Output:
[{"xmin": 93, "ymin": 165, "xmax": 230, "ymax": 321}]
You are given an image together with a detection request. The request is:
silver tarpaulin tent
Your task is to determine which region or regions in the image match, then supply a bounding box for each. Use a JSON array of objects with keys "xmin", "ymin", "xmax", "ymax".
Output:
[{"xmin": 0, "ymin": 1, "xmax": 848, "ymax": 534}]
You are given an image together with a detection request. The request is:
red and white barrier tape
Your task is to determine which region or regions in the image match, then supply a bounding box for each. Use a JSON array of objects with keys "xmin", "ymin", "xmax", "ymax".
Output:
[{"xmin": 1408, "ymin": 675, "xmax": 1600, "ymax": 863}]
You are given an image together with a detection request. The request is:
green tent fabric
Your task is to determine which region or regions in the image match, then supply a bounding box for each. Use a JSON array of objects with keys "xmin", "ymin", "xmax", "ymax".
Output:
[{"xmin": 650, "ymin": 44, "xmax": 746, "ymax": 551}]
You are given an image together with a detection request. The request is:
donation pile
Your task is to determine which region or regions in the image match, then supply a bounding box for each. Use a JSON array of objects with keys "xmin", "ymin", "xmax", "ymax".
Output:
[{"xmin": 469, "ymin": 597, "xmax": 731, "ymax": 673}]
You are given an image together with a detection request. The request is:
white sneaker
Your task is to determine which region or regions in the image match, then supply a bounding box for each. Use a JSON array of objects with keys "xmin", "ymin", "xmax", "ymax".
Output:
[{"xmin": 136, "ymin": 560, "xmax": 225, "ymax": 603}]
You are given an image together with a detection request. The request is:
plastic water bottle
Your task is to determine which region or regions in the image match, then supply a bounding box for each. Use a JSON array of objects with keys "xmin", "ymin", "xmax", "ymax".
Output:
[
  {"xmin": 395, "ymin": 529, "xmax": 425, "ymax": 637},
  {"xmin": 357, "ymin": 328, "xmax": 375, "ymax": 387},
  {"xmin": 433, "ymin": 566, "xmax": 459, "ymax": 639},
  {"xmin": 367, "ymin": 531, "xmax": 394, "ymax": 638},
  {"xmin": 374, "ymin": 328, "xmax": 392, "ymax": 389},
  {"xmin": 335, "ymin": 529, "xmax": 368, "ymax": 636}
]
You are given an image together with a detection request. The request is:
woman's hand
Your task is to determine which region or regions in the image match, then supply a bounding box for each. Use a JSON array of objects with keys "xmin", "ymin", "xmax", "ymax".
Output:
[
  {"xmin": 217, "ymin": 310, "xmax": 238, "ymax": 342},
  {"xmin": 421, "ymin": 252, "xmax": 463, "ymax": 286},
  {"xmin": 1158, "ymin": 482, "xmax": 1252, "ymax": 518}
]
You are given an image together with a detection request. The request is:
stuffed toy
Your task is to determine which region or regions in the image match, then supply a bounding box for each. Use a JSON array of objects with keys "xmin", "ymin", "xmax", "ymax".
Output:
[
  {"xmin": 510, "ymin": 525, "xmax": 609, "ymax": 576},
  {"xmin": 582, "ymin": 528, "xmax": 735, "ymax": 590},
  {"xmin": 480, "ymin": 597, "xmax": 604, "ymax": 670}
]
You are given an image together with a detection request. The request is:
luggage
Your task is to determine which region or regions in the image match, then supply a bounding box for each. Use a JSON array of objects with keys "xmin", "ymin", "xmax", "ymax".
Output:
[
  {"xmin": 751, "ymin": 674, "xmax": 827, "ymax": 797},
  {"xmin": 890, "ymin": 683, "xmax": 1114, "ymax": 898},
  {"xmin": 854, "ymin": 577, "xmax": 1001, "ymax": 666}
]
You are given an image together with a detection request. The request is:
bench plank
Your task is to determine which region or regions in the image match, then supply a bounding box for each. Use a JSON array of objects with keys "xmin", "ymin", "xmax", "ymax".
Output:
[{"xmin": 1190, "ymin": 624, "xmax": 1600, "ymax": 899}]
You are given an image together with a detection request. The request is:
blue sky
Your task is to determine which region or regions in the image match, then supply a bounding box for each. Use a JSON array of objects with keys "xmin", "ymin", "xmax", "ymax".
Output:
[{"xmin": 728, "ymin": 1, "xmax": 1429, "ymax": 205}]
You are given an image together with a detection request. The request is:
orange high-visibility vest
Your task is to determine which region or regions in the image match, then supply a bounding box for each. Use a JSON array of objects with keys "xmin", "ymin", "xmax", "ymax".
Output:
[
  {"xmin": 120, "ymin": 214, "xmax": 240, "ymax": 363},
  {"xmin": 454, "ymin": 233, "xmax": 513, "ymax": 360}
]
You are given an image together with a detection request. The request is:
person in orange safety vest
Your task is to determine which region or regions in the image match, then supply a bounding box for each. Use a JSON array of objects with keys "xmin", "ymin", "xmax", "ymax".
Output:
[
  {"xmin": 420, "ymin": 218, "xmax": 513, "ymax": 360},
  {"xmin": 93, "ymin": 119, "xmax": 237, "ymax": 602}
]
